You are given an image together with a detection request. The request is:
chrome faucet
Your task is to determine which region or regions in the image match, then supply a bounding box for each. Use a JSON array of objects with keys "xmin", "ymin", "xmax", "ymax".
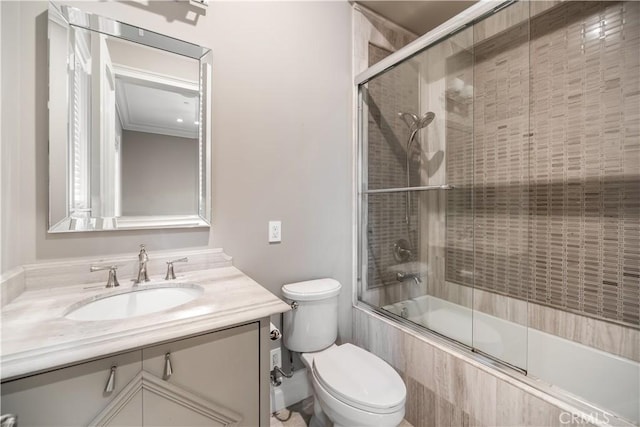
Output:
[
  {"xmin": 165, "ymin": 257, "xmax": 188, "ymax": 280},
  {"xmin": 396, "ymin": 271, "xmax": 422, "ymax": 286},
  {"xmin": 90, "ymin": 265, "xmax": 120, "ymax": 288},
  {"xmin": 134, "ymin": 244, "xmax": 150, "ymax": 285}
]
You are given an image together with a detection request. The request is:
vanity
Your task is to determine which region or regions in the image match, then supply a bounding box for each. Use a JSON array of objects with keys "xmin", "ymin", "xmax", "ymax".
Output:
[{"xmin": 1, "ymin": 249, "xmax": 290, "ymax": 426}]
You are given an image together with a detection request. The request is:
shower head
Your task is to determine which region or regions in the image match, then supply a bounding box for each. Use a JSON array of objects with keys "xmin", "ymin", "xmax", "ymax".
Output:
[
  {"xmin": 398, "ymin": 111, "xmax": 435, "ymax": 131},
  {"xmin": 398, "ymin": 112, "xmax": 419, "ymax": 130},
  {"xmin": 417, "ymin": 112, "xmax": 435, "ymax": 129}
]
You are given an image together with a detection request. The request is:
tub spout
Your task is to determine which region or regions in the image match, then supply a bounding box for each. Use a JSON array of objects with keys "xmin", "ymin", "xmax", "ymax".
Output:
[{"xmin": 396, "ymin": 271, "xmax": 422, "ymax": 286}]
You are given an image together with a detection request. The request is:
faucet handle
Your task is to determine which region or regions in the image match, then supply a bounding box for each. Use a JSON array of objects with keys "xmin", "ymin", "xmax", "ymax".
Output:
[
  {"xmin": 165, "ymin": 257, "xmax": 188, "ymax": 280},
  {"xmin": 90, "ymin": 265, "xmax": 120, "ymax": 288}
]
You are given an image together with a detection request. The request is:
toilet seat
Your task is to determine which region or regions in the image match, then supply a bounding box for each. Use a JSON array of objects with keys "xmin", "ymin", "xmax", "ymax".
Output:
[{"xmin": 311, "ymin": 344, "xmax": 406, "ymax": 414}]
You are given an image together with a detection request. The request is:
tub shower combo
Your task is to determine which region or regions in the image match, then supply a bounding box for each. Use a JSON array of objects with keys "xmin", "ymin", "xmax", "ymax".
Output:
[{"xmin": 357, "ymin": 1, "xmax": 639, "ymax": 425}]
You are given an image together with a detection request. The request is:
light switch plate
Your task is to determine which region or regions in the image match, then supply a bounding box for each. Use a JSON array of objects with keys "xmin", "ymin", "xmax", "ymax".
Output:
[{"xmin": 269, "ymin": 221, "xmax": 281, "ymax": 243}]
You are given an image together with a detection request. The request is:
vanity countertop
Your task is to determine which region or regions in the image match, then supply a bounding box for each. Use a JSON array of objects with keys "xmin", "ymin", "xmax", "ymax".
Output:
[{"xmin": 1, "ymin": 266, "xmax": 290, "ymax": 381}]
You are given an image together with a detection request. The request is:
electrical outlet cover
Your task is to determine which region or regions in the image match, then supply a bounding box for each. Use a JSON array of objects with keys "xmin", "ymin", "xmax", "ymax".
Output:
[
  {"xmin": 268, "ymin": 221, "xmax": 282, "ymax": 243},
  {"xmin": 270, "ymin": 348, "xmax": 282, "ymax": 371}
]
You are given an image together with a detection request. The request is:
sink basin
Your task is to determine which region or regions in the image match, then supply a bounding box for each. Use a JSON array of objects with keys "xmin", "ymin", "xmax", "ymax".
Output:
[{"xmin": 65, "ymin": 284, "xmax": 204, "ymax": 321}]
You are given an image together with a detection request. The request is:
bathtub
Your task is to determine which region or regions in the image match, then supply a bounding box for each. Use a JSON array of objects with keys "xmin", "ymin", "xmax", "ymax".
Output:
[{"xmin": 382, "ymin": 295, "xmax": 640, "ymax": 424}]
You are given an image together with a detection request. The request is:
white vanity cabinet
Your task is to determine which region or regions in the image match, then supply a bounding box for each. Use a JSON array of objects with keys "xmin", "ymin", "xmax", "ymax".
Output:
[{"xmin": 1, "ymin": 322, "xmax": 263, "ymax": 427}]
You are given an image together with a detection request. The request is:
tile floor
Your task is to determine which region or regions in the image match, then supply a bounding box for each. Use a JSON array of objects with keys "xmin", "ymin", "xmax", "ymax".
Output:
[
  {"xmin": 270, "ymin": 396, "xmax": 414, "ymax": 427},
  {"xmin": 270, "ymin": 397, "xmax": 314, "ymax": 427}
]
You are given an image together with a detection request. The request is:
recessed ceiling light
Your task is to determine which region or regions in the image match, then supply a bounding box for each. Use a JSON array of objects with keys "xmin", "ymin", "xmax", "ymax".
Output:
[
  {"xmin": 176, "ymin": 118, "xmax": 184, "ymax": 123},
  {"xmin": 194, "ymin": 121, "xmax": 200, "ymax": 125}
]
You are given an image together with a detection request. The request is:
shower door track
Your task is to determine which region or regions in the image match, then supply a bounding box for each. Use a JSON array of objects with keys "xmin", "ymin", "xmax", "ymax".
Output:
[{"xmin": 362, "ymin": 184, "xmax": 454, "ymax": 194}]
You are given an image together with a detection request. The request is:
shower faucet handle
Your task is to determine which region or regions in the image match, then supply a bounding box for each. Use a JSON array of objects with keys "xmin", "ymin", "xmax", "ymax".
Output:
[{"xmin": 165, "ymin": 257, "xmax": 188, "ymax": 280}]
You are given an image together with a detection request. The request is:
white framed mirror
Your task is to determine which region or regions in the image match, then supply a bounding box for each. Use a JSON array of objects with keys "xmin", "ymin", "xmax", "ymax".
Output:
[{"xmin": 48, "ymin": 2, "xmax": 212, "ymax": 232}]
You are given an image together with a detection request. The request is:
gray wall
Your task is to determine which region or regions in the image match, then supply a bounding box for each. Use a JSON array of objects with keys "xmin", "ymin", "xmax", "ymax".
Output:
[
  {"xmin": 0, "ymin": 1, "xmax": 353, "ymax": 341},
  {"xmin": 121, "ymin": 130, "xmax": 198, "ymax": 216},
  {"xmin": 1, "ymin": 1, "xmax": 23, "ymax": 274}
]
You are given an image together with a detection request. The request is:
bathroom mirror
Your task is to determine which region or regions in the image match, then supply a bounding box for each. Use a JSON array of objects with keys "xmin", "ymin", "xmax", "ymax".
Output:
[{"xmin": 48, "ymin": 2, "xmax": 212, "ymax": 232}]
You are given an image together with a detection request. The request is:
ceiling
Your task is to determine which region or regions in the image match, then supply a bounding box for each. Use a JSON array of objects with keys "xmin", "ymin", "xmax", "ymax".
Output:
[
  {"xmin": 357, "ymin": 1, "xmax": 477, "ymax": 36},
  {"xmin": 115, "ymin": 78, "xmax": 199, "ymax": 140}
]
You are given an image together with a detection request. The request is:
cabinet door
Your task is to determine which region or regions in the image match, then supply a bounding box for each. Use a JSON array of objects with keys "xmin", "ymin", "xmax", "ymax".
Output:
[
  {"xmin": 1, "ymin": 350, "xmax": 142, "ymax": 426},
  {"xmin": 142, "ymin": 323, "xmax": 260, "ymax": 427}
]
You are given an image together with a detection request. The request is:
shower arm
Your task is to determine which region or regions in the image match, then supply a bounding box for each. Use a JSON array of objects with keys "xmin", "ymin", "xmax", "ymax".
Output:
[{"xmin": 405, "ymin": 128, "xmax": 420, "ymax": 225}]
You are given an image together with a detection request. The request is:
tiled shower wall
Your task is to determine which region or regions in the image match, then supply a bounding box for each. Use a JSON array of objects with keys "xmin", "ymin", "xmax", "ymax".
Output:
[
  {"xmin": 357, "ymin": 8, "xmax": 421, "ymax": 294},
  {"xmin": 445, "ymin": 1, "xmax": 640, "ymax": 327},
  {"xmin": 366, "ymin": 45, "xmax": 420, "ymax": 289}
]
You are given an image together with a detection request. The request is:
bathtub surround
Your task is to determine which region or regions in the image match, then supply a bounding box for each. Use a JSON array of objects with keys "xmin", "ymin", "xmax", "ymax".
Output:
[
  {"xmin": 426, "ymin": 279, "xmax": 640, "ymax": 362},
  {"xmin": 355, "ymin": 0, "xmax": 640, "ymax": 425},
  {"xmin": 528, "ymin": 302, "xmax": 640, "ymax": 363},
  {"xmin": 380, "ymin": 294, "xmax": 639, "ymax": 423},
  {"xmin": 353, "ymin": 307, "xmax": 635, "ymax": 427}
]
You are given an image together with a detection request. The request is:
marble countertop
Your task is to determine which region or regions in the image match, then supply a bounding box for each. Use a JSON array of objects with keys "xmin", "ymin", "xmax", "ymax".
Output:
[{"xmin": 1, "ymin": 266, "xmax": 290, "ymax": 381}]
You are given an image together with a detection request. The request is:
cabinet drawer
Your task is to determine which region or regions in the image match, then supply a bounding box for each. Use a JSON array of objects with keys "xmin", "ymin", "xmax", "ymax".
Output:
[
  {"xmin": 142, "ymin": 322, "xmax": 260, "ymax": 427},
  {"xmin": 1, "ymin": 350, "xmax": 142, "ymax": 426}
]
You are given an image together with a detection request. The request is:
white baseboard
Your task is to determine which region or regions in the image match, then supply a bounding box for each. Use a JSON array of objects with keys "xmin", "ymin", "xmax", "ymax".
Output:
[{"xmin": 270, "ymin": 368, "xmax": 312, "ymax": 413}]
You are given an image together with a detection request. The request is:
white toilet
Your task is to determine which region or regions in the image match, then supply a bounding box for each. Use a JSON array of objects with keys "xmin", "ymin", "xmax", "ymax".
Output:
[{"xmin": 282, "ymin": 279, "xmax": 406, "ymax": 427}]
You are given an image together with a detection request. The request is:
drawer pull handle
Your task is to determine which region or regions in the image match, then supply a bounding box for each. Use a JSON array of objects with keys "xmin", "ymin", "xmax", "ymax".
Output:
[
  {"xmin": 105, "ymin": 366, "xmax": 116, "ymax": 393},
  {"xmin": 164, "ymin": 353, "xmax": 173, "ymax": 380}
]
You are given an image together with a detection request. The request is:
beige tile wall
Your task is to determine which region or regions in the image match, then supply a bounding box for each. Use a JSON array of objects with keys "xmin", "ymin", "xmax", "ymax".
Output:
[
  {"xmin": 445, "ymin": 0, "xmax": 640, "ymax": 328},
  {"xmin": 365, "ymin": 49, "xmax": 420, "ymax": 290},
  {"xmin": 353, "ymin": 307, "xmax": 633, "ymax": 427},
  {"xmin": 354, "ymin": 5, "xmax": 428, "ymax": 297},
  {"xmin": 528, "ymin": 1, "xmax": 640, "ymax": 326}
]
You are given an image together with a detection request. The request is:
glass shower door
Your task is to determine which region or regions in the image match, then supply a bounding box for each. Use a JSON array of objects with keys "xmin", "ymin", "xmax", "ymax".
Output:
[
  {"xmin": 358, "ymin": 27, "xmax": 478, "ymax": 351},
  {"xmin": 467, "ymin": 1, "xmax": 530, "ymax": 370},
  {"xmin": 358, "ymin": 2, "xmax": 531, "ymax": 371}
]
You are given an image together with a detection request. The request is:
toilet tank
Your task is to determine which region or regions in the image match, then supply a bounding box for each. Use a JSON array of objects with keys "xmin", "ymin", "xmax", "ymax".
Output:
[{"xmin": 281, "ymin": 279, "xmax": 341, "ymax": 353}]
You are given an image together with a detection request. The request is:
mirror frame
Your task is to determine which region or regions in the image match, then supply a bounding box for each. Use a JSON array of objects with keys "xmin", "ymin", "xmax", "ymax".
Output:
[{"xmin": 48, "ymin": 2, "xmax": 213, "ymax": 233}]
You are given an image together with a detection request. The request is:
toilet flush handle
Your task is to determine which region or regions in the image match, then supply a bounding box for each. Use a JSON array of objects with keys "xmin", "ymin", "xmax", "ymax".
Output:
[{"xmin": 290, "ymin": 301, "xmax": 299, "ymax": 310}]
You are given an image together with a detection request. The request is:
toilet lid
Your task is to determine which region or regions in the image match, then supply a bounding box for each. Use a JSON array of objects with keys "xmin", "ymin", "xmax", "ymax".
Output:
[
  {"xmin": 312, "ymin": 344, "xmax": 406, "ymax": 413},
  {"xmin": 282, "ymin": 279, "xmax": 341, "ymax": 301}
]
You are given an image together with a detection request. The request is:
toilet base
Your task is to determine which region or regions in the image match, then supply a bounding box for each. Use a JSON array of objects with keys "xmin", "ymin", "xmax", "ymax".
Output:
[
  {"xmin": 299, "ymin": 347, "xmax": 405, "ymax": 427},
  {"xmin": 309, "ymin": 414, "xmax": 329, "ymax": 427},
  {"xmin": 309, "ymin": 393, "xmax": 332, "ymax": 427}
]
